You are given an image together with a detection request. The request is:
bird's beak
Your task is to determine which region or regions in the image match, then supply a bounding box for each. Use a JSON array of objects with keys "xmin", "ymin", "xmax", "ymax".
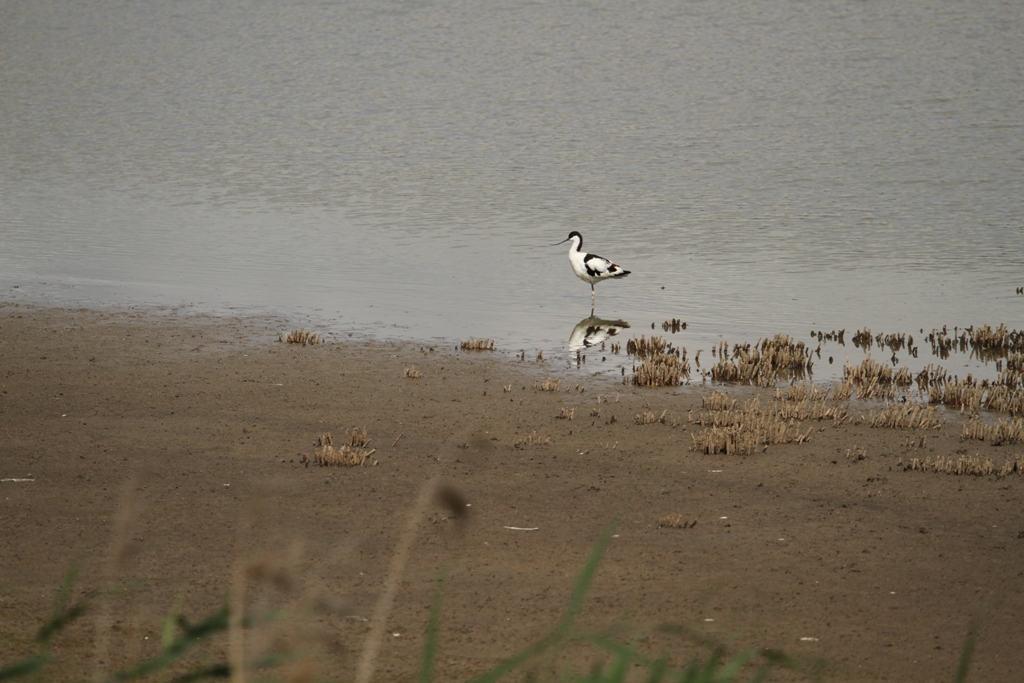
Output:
[{"xmin": 552, "ymin": 237, "xmax": 570, "ymax": 246}]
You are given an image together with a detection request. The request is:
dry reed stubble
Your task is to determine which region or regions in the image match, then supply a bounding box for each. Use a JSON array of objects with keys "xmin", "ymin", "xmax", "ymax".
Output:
[
  {"xmin": 657, "ymin": 514, "xmax": 697, "ymax": 529},
  {"xmin": 983, "ymin": 384, "xmax": 1024, "ymax": 415},
  {"xmin": 775, "ymin": 382, "xmax": 831, "ymax": 403},
  {"xmin": 710, "ymin": 334, "xmax": 813, "ymax": 386},
  {"xmin": 515, "ymin": 431, "xmax": 551, "ymax": 448},
  {"xmin": 926, "ymin": 377, "xmax": 985, "ymax": 413},
  {"xmin": 691, "ymin": 387, "xmax": 851, "ymax": 456},
  {"xmin": 312, "ymin": 430, "xmax": 376, "ymax": 467},
  {"xmin": 635, "ymin": 409, "xmax": 668, "ymax": 425},
  {"xmin": 772, "ymin": 398, "xmax": 849, "ymax": 424},
  {"xmin": 842, "ymin": 357, "xmax": 913, "ymax": 400},
  {"xmin": 632, "ymin": 353, "xmax": 690, "ymax": 387},
  {"xmin": 900, "ymin": 453, "xmax": 1023, "ymax": 478},
  {"xmin": 626, "ymin": 335, "xmax": 690, "ymax": 387},
  {"xmin": 281, "ymin": 329, "xmax": 322, "ymax": 345},
  {"xmin": 917, "ymin": 354, "xmax": 1024, "ymax": 415},
  {"xmin": 460, "ymin": 338, "xmax": 494, "ymax": 351},
  {"xmin": 691, "ymin": 398, "xmax": 814, "ymax": 456},
  {"xmin": 961, "ymin": 416, "xmax": 1024, "ymax": 444},
  {"xmin": 867, "ymin": 402, "xmax": 943, "ymax": 430},
  {"xmin": 627, "ymin": 334, "xmax": 674, "ymax": 358},
  {"xmin": 702, "ymin": 391, "xmax": 737, "ymax": 411},
  {"xmin": 535, "ymin": 377, "xmax": 561, "ymax": 392}
]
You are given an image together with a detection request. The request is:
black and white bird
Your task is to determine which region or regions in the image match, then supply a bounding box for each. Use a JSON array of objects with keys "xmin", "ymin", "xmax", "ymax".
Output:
[{"xmin": 554, "ymin": 231, "xmax": 630, "ymax": 306}]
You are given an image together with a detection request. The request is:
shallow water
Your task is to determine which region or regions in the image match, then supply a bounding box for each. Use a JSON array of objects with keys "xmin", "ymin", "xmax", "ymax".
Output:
[{"xmin": 1, "ymin": 0, "xmax": 1022, "ymax": 383}]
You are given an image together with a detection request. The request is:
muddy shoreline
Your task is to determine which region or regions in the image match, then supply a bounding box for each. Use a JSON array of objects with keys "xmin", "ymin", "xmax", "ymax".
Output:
[{"xmin": 1, "ymin": 303, "xmax": 1021, "ymax": 681}]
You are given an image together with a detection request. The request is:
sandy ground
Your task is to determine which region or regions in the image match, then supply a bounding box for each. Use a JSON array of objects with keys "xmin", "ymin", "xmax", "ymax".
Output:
[{"xmin": 1, "ymin": 303, "xmax": 1022, "ymax": 682}]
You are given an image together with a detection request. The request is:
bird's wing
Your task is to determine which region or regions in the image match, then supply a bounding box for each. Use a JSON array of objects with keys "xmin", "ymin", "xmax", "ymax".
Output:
[{"xmin": 583, "ymin": 253, "xmax": 625, "ymax": 277}]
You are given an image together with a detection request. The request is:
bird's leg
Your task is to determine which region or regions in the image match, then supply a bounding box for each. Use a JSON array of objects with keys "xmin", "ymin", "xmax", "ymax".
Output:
[{"xmin": 591, "ymin": 284, "xmax": 595, "ymax": 308}]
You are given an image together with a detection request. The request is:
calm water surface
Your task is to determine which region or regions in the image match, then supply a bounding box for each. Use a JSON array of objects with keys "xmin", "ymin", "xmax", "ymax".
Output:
[{"xmin": 2, "ymin": 1, "xmax": 1022, "ymax": 382}]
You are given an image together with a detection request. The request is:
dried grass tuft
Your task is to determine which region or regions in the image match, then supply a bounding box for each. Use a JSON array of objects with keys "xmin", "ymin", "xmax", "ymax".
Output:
[
  {"xmin": 852, "ymin": 329, "xmax": 912, "ymax": 354},
  {"xmin": 625, "ymin": 335, "xmax": 691, "ymax": 387},
  {"xmin": 514, "ymin": 431, "xmax": 551, "ymax": 448},
  {"xmin": 690, "ymin": 386, "xmax": 849, "ymax": 456},
  {"xmin": 775, "ymin": 383, "xmax": 830, "ymax": 403},
  {"xmin": 281, "ymin": 329, "xmax": 321, "ymax": 345},
  {"xmin": 403, "ymin": 365, "xmax": 422, "ymax": 379},
  {"xmin": 773, "ymin": 398, "xmax": 848, "ymax": 423},
  {"xmin": 657, "ymin": 515, "xmax": 697, "ymax": 529},
  {"xmin": 631, "ymin": 353, "xmax": 690, "ymax": 387},
  {"xmin": 460, "ymin": 338, "xmax": 495, "ymax": 351},
  {"xmin": 710, "ymin": 335, "xmax": 813, "ymax": 386},
  {"xmin": 867, "ymin": 402, "xmax": 943, "ymax": 430},
  {"xmin": 702, "ymin": 391, "xmax": 736, "ymax": 412},
  {"xmin": 534, "ymin": 377, "xmax": 562, "ymax": 392},
  {"xmin": 312, "ymin": 430, "xmax": 376, "ymax": 467},
  {"xmin": 690, "ymin": 395, "xmax": 813, "ymax": 456},
  {"xmin": 635, "ymin": 410, "xmax": 668, "ymax": 425},
  {"xmin": 961, "ymin": 416, "xmax": 1024, "ymax": 444},
  {"xmin": 925, "ymin": 324, "xmax": 1024, "ymax": 360},
  {"xmin": 841, "ymin": 358, "xmax": 913, "ymax": 399},
  {"xmin": 900, "ymin": 452, "xmax": 1023, "ymax": 478},
  {"xmin": 983, "ymin": 384, "xmax": 1024, "ymax": 416},
  {"xmin": 919, "ymin": 362, "xmax": 1024, "ymax": 416},
  {"xmin": 691, "ymin": 421, "xmax": 813, "ymax": 456},
  {"xmin": 831, "ymin": 380, "xmax": 854, "ymax": 401},
  {"xmin": 627, "ymin": 335, "xmax": 675, "ymax": 359}
]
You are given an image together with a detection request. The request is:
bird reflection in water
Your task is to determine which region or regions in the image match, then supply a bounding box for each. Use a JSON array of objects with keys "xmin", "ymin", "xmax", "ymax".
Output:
[{"xmin": 568, "ymin": 315, "xmax": 630, "ymax": 357}]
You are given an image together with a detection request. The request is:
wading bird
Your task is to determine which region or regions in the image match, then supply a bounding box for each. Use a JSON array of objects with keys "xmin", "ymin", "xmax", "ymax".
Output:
[{"xmin": 554, "ymin": 231, "xmax": 630, "ymax": 307}]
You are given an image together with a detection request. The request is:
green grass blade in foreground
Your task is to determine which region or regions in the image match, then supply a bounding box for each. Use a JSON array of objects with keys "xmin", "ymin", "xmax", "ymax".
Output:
[
  {"xmin": 644, "ymin": 657, "xmax": 669, "ymax": 683},
  {"xmin": 467, "ymin": 521, "xmax": 618, "ymax": 683},
  {"xmin": 745, "ymin": 665, "xmax": 772, "ymax": 683},
  {"xmin": 167, "ymin": 663, "xmax": 231, "ymax": 683},
  {"xmin": 587, "ymin": 631, "xmax": 774, "ymax": 683},
  {"xmin": 0, "ymin": 563, "xmax": 87, "ymax": 680},
  {"xmin": 561, "ymin": 523, "xmax": 615, "ymax": 626},
  {"xmin": 604, "ymin": 647, "xmax": 632, "ymax": 681},
  {"xmin": 36, "ymin": 559, "xmax": 88, "ymax": 643},
  {"xmin": 711, "ymin": 649, "xmax": 757, "ymax": 681},
  {"xmin": 680, "ymin": 648, "xmax": 720, "ymax": 683},
  {"xmin": 111, "ymin": 604, "xmax": 230, "ymax": 681},
  {"xmin": 954, "ymin": 625, "xmax": 976, "ymax": 683},
  {"xmin": 0, "ymin": 653, "xmax": 51, "ymax": 681},
  {"xmin": 418, "ymin": 574, "xmax": 448, "ymax": 683}
]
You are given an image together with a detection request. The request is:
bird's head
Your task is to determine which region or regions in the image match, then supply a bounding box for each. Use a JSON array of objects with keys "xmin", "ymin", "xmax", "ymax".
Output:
[{"xmin": 553, "ymin": 231, "xmax": 583, "ymax": 247}]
